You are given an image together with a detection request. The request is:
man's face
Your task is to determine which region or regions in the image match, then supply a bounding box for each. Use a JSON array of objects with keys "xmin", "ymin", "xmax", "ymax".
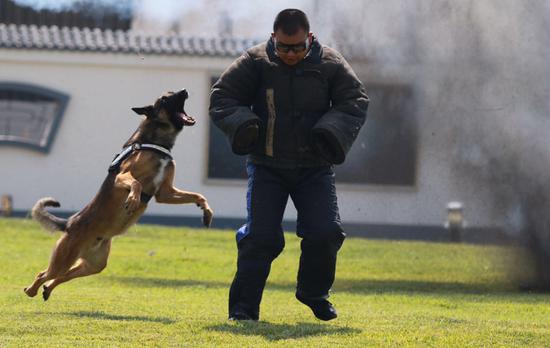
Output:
[{"xmin": 272, "ymin": 29, "xmax": 311, "ymax": 66}]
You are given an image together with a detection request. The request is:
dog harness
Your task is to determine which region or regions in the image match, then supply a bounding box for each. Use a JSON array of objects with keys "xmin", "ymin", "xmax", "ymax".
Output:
[{"xmin": 108, "ymin": 143, "xmax": 173, "ymax": 203}]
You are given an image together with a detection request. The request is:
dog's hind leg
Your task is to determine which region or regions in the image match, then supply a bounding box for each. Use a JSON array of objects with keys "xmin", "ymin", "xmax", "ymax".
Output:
[
  {"xmin": 42, "ymin": 239, "xmax": 111, "ymax": 301},
  {"xmin": 23, "ymin": 269, "xmax": 48, "ymax": 297},
  {"xmin": 24, "ymin": 233, "xmax": 79, "ymax": 298},
  {"xmin": 41, "ymin": 260, "xmax": 91, "ymax": 301}
]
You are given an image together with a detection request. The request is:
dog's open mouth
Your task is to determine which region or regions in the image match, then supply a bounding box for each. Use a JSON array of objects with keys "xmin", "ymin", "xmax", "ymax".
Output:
[
  {"xmin": 175, "ymin": 90, "xmax": 195, "ymax": 127},
  {"xmin": 178, "ymin": 109, "xmax": 196, "ymax": 126}
]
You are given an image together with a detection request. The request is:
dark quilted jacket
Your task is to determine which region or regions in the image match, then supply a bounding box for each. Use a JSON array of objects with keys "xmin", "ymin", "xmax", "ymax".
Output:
[{"xmin": 209, "ymin": 37, "xmax": 369, "ymax": 168}]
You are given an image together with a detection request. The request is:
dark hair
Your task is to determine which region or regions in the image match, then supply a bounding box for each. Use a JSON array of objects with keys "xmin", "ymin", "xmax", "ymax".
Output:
[{"xmin": 273, "ymin": 9, "xmax": 310, "ymax": 35}]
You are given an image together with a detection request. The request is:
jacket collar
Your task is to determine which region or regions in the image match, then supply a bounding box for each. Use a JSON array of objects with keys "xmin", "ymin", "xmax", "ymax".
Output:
[{"xmin": 266, "ymin": 36, "xmax": 322, "ymax": 65}]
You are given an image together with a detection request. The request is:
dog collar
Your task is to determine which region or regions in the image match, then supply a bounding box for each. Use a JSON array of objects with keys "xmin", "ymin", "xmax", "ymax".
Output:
[{"xmin": 109, "ymin": 143, "xmax": 172, "ymax": 173}]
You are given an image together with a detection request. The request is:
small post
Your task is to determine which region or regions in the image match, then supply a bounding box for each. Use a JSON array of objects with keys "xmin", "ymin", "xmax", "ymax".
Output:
[
  {"xmin": 1, "ymin": 194, "xmax": 13, "ymax": 217},
  {"xmin": 445, "ymin": 201, "xmax": 464, "ymax": 242}
]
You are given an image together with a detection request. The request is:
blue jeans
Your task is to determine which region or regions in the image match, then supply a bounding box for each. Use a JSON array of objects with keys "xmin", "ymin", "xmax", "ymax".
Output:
[{"xmin": 229, "ymin": 162, "xmax": 345, "ymax": 319}]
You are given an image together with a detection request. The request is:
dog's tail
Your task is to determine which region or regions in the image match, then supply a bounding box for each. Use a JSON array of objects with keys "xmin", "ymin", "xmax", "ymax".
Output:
[{"xmin": 31, "ymin": 197, "xmax": 68, "ymax": 232}]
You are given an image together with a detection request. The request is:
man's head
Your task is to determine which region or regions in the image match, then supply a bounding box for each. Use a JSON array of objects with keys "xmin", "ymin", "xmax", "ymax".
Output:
[{"xmin": 272, "ymin": 9, "xmax": 312, "ymax": 66}]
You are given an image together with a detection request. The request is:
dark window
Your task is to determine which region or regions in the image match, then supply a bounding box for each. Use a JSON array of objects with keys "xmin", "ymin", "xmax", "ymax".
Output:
[
  {"xmin": 208, "ymin": 123, "xmax": 248, "ymax": 179},
  {"xmin": 334, "ymin": 83, "xmax": 417, "ymax": 186},
  {"xmin": 0, "ymin": 82, "xmax": 69, "ymax": 153},
  {"xmin": 207, "ymin": 78, "xmax": 417, "ymax": 186}
]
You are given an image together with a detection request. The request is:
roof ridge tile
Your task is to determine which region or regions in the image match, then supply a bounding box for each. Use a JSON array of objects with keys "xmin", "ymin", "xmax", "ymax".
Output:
[{"xmin": 0, "ymin": 23, "xmax": 262, "ymax": 57}]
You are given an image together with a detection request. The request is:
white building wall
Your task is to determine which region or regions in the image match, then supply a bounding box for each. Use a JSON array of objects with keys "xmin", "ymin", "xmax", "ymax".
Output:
[{"xmin": 0, "ymin": 49, "xmax": 490, "ymax": 228}]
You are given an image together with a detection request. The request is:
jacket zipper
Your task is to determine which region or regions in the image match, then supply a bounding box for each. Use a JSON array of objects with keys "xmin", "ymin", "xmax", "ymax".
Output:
[{"xmin": 265, "ymin": 88, "xmax": 276, "ymax": 157}]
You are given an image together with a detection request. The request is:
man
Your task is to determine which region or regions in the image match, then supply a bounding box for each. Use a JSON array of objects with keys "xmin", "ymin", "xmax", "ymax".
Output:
[{"xmin": 209, "ymin": 9, "xmax": 368, "ymax": 321}]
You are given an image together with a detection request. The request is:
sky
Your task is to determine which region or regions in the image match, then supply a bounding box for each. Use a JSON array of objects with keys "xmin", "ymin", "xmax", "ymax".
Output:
[
  {"xmin": 12, "ymin": 0, "xmax": 318, "ymax": 38},
  {"xmin": 13, "ymin": 0, "xmax": 310, "ymax": 20}
]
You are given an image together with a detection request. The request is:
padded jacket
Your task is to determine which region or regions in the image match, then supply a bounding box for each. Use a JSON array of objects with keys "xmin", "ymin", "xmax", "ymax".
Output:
[{"xmin": 209, "ymin": 36, "xmax": 369, "ymax": 167}]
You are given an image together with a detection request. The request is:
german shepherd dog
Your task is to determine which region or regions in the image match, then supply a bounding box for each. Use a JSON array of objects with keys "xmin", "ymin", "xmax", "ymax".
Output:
[{"xmin": 24, "ymin": 89, "xmax": 213, "ymax": 301}]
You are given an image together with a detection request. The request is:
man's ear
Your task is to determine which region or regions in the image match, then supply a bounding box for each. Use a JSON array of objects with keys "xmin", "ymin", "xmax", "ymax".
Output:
[{"xmin": 131, "ymin": 105, "xmax": 154, "ymax": 117}]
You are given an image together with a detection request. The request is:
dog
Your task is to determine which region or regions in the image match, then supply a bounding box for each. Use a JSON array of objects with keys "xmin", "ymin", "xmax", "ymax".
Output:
[{"xmin": 24, "ymin": 89, "xmax": 213, "ymax": 301}]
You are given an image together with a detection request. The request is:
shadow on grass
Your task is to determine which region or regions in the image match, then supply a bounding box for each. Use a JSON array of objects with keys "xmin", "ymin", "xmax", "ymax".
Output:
[
  {"xmin": 206, "ymin": 321, "xmax": 360, "ymax": 341},
  {"xmin": 107, "ymin": 276, "xmax": 230, "ymax": 289},
  {"xmin": 334, "ymin": 278, "xmax": 507, "ymax": 295},
  {"xmin": 108, "ymin": 275, "xmax": 510, "ymax": 295},
  {"xmin": 66, "ymin": 310, "xmax": 175, "ymax": 324}
]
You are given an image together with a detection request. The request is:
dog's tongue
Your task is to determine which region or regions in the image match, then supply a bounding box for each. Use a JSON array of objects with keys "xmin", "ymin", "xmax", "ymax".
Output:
[{"xmin": 179, "ymin": 111, "xmax": 195, "ymax": 126}]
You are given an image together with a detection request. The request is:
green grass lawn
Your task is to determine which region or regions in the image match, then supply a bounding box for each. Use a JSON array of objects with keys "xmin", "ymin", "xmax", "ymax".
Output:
[{"xmin": 1, "ymin": 218, "xmax": 549, "ymax": 347}]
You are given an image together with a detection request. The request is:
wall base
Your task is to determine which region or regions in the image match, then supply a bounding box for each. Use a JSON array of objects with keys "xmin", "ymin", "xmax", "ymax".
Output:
[{"xmin": 6, "ymin": 210, "xmax": 511, "ymax": 245}]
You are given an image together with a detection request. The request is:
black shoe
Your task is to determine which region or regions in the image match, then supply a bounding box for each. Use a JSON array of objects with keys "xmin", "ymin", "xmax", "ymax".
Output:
[
  {"xmin": 228, "ymin": 311, "xmax": 257, "ymax": 321},
  {"xmin": 296, "ymin": 293, "xmax": 338, "ymax": 321}
]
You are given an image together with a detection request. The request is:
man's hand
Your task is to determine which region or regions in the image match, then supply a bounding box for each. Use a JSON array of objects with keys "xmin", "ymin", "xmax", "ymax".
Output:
[
  {"xmin": 312, "ymin": 130, "xmax": 345, "ymax": 164},
  {"xmin": 233, "ymin": 122, "xmax": 259, "ymax": 155}
]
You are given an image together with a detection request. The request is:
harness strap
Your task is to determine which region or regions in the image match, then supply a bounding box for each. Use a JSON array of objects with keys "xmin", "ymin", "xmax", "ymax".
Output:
[
  {"xmin": 109, "ymin": 146, "xmax": 135, "ymax": 171},
  {"xmin": 109, "ymin": 143, "xmax": 172, "ymax": 173},
  {"xmin": 108, "ymin": 143, "xmax": 172, "ymax": 204},
  {"xmin": 139, "ymin": 143, "xmax": 172, "ymax": 157}
]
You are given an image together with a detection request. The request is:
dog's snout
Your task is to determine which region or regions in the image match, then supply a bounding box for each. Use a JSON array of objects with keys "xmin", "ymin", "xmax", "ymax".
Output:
[{"xmin": 179, "ymin": 89, "xmax": 188, "ymax": 99}]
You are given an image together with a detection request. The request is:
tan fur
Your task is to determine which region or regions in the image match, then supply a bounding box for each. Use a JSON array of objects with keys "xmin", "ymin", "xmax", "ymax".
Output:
[{"xmin": 24, "ymin": 91, "xmax": 213, "ymax": 301}]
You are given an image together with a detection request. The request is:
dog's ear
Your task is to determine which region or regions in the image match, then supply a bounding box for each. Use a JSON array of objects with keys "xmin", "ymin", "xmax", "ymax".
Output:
[{"xmin": 131, "ymin": 105, "xmax": 155, "ymax": 117}]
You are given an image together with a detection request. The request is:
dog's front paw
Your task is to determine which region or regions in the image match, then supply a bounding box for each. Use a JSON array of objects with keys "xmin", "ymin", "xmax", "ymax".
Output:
[
  {"xmin": 124, "ymin": 194, "xmax": 141, "ymax": 213},
  {"xmin": 202, "ymin": 208, "xmax": 213, "ymax": 228},
  {"xmin": 194, "ymin": 194, "xmax": 207, "ymax": 209},
  {"xmin": 195, "ymin": 194, "xmax": 213, "ymax": 227}
]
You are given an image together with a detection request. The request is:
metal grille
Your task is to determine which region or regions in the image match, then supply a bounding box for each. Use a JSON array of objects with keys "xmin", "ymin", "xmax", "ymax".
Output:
[{"xmin": 0, "ymin": 83, "xmax": 69, "ymax": 152}]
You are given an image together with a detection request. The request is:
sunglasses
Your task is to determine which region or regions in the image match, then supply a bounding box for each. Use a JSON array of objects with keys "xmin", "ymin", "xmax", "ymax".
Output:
[{"xmin": 274, "ymin": 39, "xmax": 309, "ymax": 54}]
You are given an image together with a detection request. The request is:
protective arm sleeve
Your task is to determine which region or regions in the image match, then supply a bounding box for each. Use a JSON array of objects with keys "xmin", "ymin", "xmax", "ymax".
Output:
[
  {"xmin": 209, "ymin": 52, "xmax": 261, "ymax": 155},
  {"xmin": 312, "ymin": 55, "xmax": 369, "ymax": 164}
]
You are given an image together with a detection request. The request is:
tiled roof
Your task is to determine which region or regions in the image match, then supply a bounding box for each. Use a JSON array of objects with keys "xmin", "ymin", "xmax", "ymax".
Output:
[{"xmin": 0, "ymin": 24, "xmax": 261, "ymax": 57}]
